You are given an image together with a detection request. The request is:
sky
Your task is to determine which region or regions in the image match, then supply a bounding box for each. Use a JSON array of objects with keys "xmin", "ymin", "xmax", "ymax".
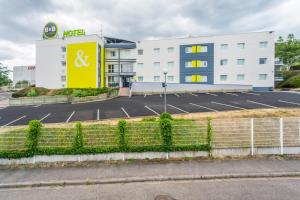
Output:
[{"xmin": 0, "ymin": 0, "xmax": 300, "ymax": 71}]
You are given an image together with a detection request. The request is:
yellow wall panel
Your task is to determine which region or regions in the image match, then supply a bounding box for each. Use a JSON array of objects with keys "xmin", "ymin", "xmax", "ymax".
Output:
[
  {"xmin": 197, "ymin": 60, "xmax": 201, "ymax": 68},
  {"xmin": 192, "ymin": 60, "xmax": 196, "ymax": 68},
  {"xmin": 67, "ymin": 42, "xmax": 97, "ymax": 88},
  {"xmin": 196, "ymin": 75, "xmax": 201, "ymax": 82},
  {"xmin": 191, "ymin": 75, "xmax": 196, "ymax": 82},
  {"xmin": 100, "ymin": 47, "xmax": 105, "ymax": 88},
  {"xmin": 192, "ymin": 46, "xmax": 197, "ymax": 53},
  {"xmin": 197, "ymin": 46, "xmax": 201, "ymax": 52}
]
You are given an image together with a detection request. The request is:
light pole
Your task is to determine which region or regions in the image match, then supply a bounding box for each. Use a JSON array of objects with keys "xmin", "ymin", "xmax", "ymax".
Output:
[{"xmin": 163, "ymin": 68, "xmax": 168, "ymax": 113}]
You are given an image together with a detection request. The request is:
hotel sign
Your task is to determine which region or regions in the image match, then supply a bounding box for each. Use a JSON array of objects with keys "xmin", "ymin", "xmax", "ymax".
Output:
[
  {"xmin": 43, "ymin": 22, "xmax": 58, "ymax": 39},
  {"xmin": 63, "ymin": 29, "xmax": 86, "ymax": 38}
]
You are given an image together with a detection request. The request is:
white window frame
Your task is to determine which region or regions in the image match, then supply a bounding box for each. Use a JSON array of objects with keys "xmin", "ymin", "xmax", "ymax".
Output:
[
  {"xmin": 185, "ymin": 75, "xmax": 192, "ymax": 82},
  {"xmin": 185, "ymin": 61, "xmax": 192, "ymax": 68},
  {"xmin": 220, "ymin": 75, "xmax": 228, "ymax": 81},
  {"xmin": 185, "ymin": 47, "xmax": 192, "ymax": 53},
  {"xmin": 237, "ymin": 74, "xmax": 245, "ymax": 81},
  {"xmin": 153, "ymin": 76, "xmax": 160, "ymax": 82},
  {"xmin": 237, "ymin": 59, "xmax": 245, "ymax": 65},
  {"xmin": 259, "ymin": 58, "xmax": 268, "ymax": 64},
  {"xmin": 259, "ymin": 41, "xmax": 268, "ymax": 48},
  {"xmin": 110, "ymin": 51, "xmax": 116, "ymax": 57},
  {"xmin": 153, "ymin": 48, "xmax": 160, "ymax": 54},
  {"xmin": 137, "ymin": 49, "xmax": 143, "ymax": 55},
  {"xmin": 220, "ymin": 44, "xmax": 228, "ymax": 50},
  {"xmin": 154, "ymin": 62, "xmax": 160, "ymax": 68},
  {"xmin": 167, "ymin": 75, "xmax": 174, "ymax": 82},
  {"xmin": 137, "ymin": 76, "xmax": 143, "ymax": 82},
  {"xmin": 220, "ymin": 59, "xmax": 228, "ymax": 66},
  {"xmin": 137, "ymin": 63, "xmax": 143, "ymax": 68},
  {"xmin": 168, "ymin": 47, "xmax": 174, "ymax": 53},
  {"xmin": 259, "ymin": 74, "xmax": 267, "ymax": 80},
  {"xmin": 168, "ymin": 61, "xmax": 174, "ymax": 68},
  {"xmin": 237, "ymin": 43, "xmax": 245, "ymax": 49}
]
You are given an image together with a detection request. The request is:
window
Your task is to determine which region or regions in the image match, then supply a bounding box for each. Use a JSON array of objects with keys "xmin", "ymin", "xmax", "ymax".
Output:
[
  {"xmin": 153, "ymin": 48, "xmax": 160, "ymax": 54},
  {"xmin": 108, "ymin": 64, "xmax": 115, "ymax": 73},
  {"xmin": 168, "ymin": 61, "xmax": 174, "ymax": 68},
  {"xmin": 185, "ymin": 61, "xmax": 192, "ymax": 68},
  {"xmin": 220, "ymin": 59, "xmax": 228, "ymax": 66},
  {"xmin": 167, "ymin": 76, "xmax": 174, "ymax": 82},
  {"xmin": 137, "ymin": 63, "xmax": 143, "ymax": 68},
  {"xmin": 154, "ymin": 62, "xmax": 160, "ymax": 68},
  {"xmin": 260, "ymin": 41, "xmax": 268, "ymax": 48},
  {"xmin": 200, "ymin": 46, "xmax": 208, "ymax": 52},
  {"xmin": 259, "ymin": 74, "xmax": 267, "ymax": 80},
  {"xmin": 61, "ymin": 46, "xmax": 66, "ymax": 52},
  {"xmin": 168, "ymin": 47, "xmax": 174, "ymax": 53},
  {"xmin": 201, "ymin": 76, "xmax": 208, "ymax": 82},
  {"xmin": 237, "ymin": 43, "xmax": 245, "ymax": 49},
  {"xmin": 259, "ymin": 58, "xmax": 267, "ymax": 64},
  {"xmin": 154, "ymin": 76, "xmax": 160, "ymax": 81},
  {"xmin": 185, "ymin": 47, "xmax": 192, "ymax": 53},
  {"xmin": 237, "ymin": 59, "xmax": 245, "ymax": 65},
  {"xmin": 61, "ymin": 76, "xmax": 66, "ymax": 82},
  {"xmin": 237, "ymin": 74, "xmax": 245, "ymax": 81},
  {"xmin": 138, "ymin": 76, "xmax": 143, "ymax": 82},
  {"xmin": 61, "ymin": 61, "xmax": 66, "ymax": 66},
  {"xmin": 185, "ymin": 60, "xmax": 207, "ymax": 68},
  {"xmin": 220, "ymin": 44, "xmax": 228, "ymax": 50},
  {"xmin": 185, "ymin": 75, "xmax": 192, "ymax": 82},
  {"xmin": 138, "ymin": 49, "xmax": 143, "ymax": 55},
  {"xmin": 110, "ymin": 51, "xmax": 116, "ymax": 57},
  {"xmin": 220, "ymin": 75, "xmax": 227, "ymax": 81}
]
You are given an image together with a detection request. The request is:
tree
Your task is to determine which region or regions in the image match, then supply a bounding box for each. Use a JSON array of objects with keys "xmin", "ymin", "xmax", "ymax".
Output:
[
  {"xmin": 0, "ymin": 63, "xmax": 12, "ymax": 86},
  {"xmin": 275, "ymin": 34, "xmax": 300, "ymax": 70}
]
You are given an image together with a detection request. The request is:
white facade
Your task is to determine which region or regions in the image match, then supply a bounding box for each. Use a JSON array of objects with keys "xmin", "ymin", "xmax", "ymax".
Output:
[
  {"xmin": 135, "ymin": 31, "xmax": 274, "ymax": 90},
  {"xmin": 13, "ymin": 65, "xmax": 36, "ymax": 86}
]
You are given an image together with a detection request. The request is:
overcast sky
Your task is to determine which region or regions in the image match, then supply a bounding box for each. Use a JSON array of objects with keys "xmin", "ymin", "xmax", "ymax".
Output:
[{"xmin": 0, "ymin": 0, "xmax": 300, "ymax": 70}]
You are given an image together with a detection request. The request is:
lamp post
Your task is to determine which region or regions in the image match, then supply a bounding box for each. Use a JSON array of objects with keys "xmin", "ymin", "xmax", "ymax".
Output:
[{"xmin": 163, "ymin": 68, "xmax": 168, "ymax": 113}]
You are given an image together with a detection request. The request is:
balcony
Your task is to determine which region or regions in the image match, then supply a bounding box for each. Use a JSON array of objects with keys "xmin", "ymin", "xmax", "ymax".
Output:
[{"xmin": 106, "ymin": 65, "xmax": 136, "ymax": 76}]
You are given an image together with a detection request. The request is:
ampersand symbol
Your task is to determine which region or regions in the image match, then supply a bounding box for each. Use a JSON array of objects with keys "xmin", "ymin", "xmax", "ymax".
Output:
[{"xmin": 74, "ymin": 50, "xmax": 89, "ymax": 67}]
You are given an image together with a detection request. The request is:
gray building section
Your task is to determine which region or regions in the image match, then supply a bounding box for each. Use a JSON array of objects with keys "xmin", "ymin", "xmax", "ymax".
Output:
[{"xmin": 179, "ymin": 43, "xmax": 214, "ymax": 84}]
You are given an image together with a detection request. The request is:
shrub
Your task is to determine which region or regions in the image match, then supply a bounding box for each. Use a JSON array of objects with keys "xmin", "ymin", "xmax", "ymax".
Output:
[
  {"xmin": 159, "ymin": 118, "xmax": 173, "ymax": 151},
  {"xmin": 117, "ymin": 119, "xmax": 128, "ymax": 151},
  {"xmin": 26, "ymin": 120, "xmax": 42, "ymax": 154},
  {"xmin": 207, "ymin": 118, "xmax": 213, "ymax": 152},
  {"xmin": 160, "ymin": 112, "xmax": 173, "ymax": 120},
  {"xmin": 27, "ymin": 88, "xmax": 38, "ymax": 97},
  {"xmin": 278, "ymin": 73, "xmax": 300, "ymax": 88},
  {"xmin": 54, "ymin": 88, "xmax": 74, "ymax": 96},
  {"xmin": 12, "ymin": 87, "xmax": 49, "ymax": 98},
  {"xmin": 73, "ymin": 122, "xmax": 83, "ymax": 150}
]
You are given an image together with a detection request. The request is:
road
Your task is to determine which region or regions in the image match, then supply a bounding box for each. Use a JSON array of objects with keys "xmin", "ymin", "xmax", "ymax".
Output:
[{"xmin": 0, "ymin": 91, "xmax": 300, "ymax": 126}]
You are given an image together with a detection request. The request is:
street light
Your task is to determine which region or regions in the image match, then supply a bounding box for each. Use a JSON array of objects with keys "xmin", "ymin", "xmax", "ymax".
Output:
[{"xmin": 162, "ymin": 68, "xmax": 168, "ymax": 113}]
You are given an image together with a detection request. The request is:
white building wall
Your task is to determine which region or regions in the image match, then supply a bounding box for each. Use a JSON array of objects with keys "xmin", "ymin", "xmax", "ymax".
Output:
[{"xmin": 13, "ymin": 66, "xmax": 36, "ymax": 86}]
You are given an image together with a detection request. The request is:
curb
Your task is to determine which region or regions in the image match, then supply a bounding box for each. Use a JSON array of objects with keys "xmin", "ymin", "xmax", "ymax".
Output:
[{"xmin": 1, "ymin": 172, "xmax": 300, "ymax": 189}]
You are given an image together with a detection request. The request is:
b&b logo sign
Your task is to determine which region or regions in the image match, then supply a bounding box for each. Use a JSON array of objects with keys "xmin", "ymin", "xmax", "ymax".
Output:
[{"xmin": 43, "ymin": 22, "xmax": 58, "ymax": 39}]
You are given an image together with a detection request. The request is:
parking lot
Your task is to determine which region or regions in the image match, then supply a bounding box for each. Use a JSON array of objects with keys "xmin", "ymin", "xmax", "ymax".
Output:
[{"xmin": 0, "ymin": 91, "xmax": 300, "ymax": 126}]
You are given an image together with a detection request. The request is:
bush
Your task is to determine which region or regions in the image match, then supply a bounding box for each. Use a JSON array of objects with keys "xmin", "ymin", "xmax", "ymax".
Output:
[
  {"xmin": 12, "ymin": 87, "xmax": 49, "ymax": 98},
  {"xmin": 160, "ymin": 112, "xmax": 173, "ymax": 120},
  {"xmin": 26, "ymin": 120, "xmax": 42, "ymax": 154},
  {"xmin": 159, "ymin": 118, "xmax": 173, "ymax": 151},
  {"xmin": 26, "ymin": 88, "xmax": 38, "ymax": 97},
  {"xmin": 73, "ymin": 122, "xmax": 83, "ymax": 150},
  {"xmin": 54, "ymin": 88, "xmax": 74, "ymax": 96},
  {"xmin": 117, "ymin": 119, "xmax": 128, "ymax": 151},
  {"xmin": 278, "ymin": 73, "xmax": 300, "ymax": 88},
  {"xmin": 207, "ymin": 118, "xmax": 212, "ymax": 152}
]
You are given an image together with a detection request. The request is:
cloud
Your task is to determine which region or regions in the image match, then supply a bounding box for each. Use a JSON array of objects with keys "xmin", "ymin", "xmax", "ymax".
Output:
[{"xmin": 0, "ymin": 0, "xmax": 299, "ymax": 70}]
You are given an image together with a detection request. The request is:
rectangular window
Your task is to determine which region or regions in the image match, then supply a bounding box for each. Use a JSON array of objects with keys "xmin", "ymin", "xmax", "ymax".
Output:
[
  {"xmin": 200, "ymin": 61, "xmax": 208, "ymax": 67},
  {"xmin": 61, "ymin": 46, "xmax": 66, "ymax": 52},
  {"xmin": 138, "ymin": 76, "xmax": 143, "ymax": 82},
  {"xmin": 61, "ymin": 61, "xmax": 66, "ymax": 66},
  {"xmin": 61, "ymin": 75, "xmax": 66, "ymax": 82},
  {"xmin": 154, "ymin": 62, "xmax": 160, "ymax": 68},
  {"xmin": 138, "ymin": 49, "xmax": 143, "ymax": 55},
  {"xmin": 237, "ymin": 43, "xmax": 245, "ymax": 49},
  {"xmin": 259, "ymin": 74, "xmax": 267, "ymax": 80},
  {"xmin": 220, "ymin": 59, "xmax": 228, "ymax": 66},
  {"xmin": 237, "ymin": 74, "xmax": 245, "ymax": 81},
  {"xmin": 185, "ymin": 75, "xmax": 192, "ymax": 82},
  {"xmin": 259, "ymin": 58, "xmax": 267, "ymax": 64},
  {"xmin": 260, "ymin": 41, "xmax": 268, "ymax": 48},
  {"xmin": 200, "ymin": 46, "xmax": 208, "ymax": 52},
  {"xmin": 201, "ymin": 76, "xmax": 208, "ymax": 82},
  {"xmin": 168, "ymin": 47, "xmax": 174, "ymax": 53},
  {"xmin": 185, "ymin": 47, "xmax": 192, "ymax": 53},
  {"xmin": 237, "ymin": 59, "xmax": 245, "ymax": 65},
  {"xmin": 137, "ymin": 63, "xmax": 143, "ymax": 68},
  {"xmin": 110, "ymin": 51, "xmax": 116, "ymax": 57},
  {"xmin": 154, "ymin": 76, "xmax": 160, "ymax": 82},
  {"xmin": 220, "ymin": 75, "xmax": 227, "ymax": 81},
  {"xmin": 168, "ymin": 61, "xmax": 174, "ymax": 68},
  {"xmin": 154, "ymin": 48, "xmax": 160, "ymax": 54},
  {"xmin": 220, "ymin": 44, "xmax": 228, "ymax": 50},
  {"xmin": 108, "ymin": 64, "xmax": 115, "ymax": 73},
  {"xmin": 185, "ymin": 61, "xmax": 192, "ymax": 68},
  {"xmin": 167, "ymin": 76, "xmax": 174, "ymax": 82},
  {"xmin": 185, "ymin": 60, "xmax": 207, "ymax": 68}
]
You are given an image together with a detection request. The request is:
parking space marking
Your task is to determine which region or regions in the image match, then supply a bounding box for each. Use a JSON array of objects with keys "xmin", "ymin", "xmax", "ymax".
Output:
[
  {"xmin": 278, "ymin": 100, "xmax": 300, "ymax": 106},
  {"xmin": 144, "ymin": 105, "xmax": 159, "ymax": 116},
  {"xmin": 206, "ymin": 93, "xmax": 218, "ymax": 97},
  {"xmin": 167, "ymin": 104, "xmax": 189, "ymax": 113},
  {"xmin": 211, "ymin": 101, "xmax": 246, "ymax": 110},
  {"xmin": 190, "ymin": 93, "xmax": 198, "ymax": 97},
  {"xmin": 174, "ymin": 93, "xmax": 180, "ymax": 97},
  {"xmin": 224, "ymin": 92, "xmax": 239, "ymax": 96},
  {"xmin": 241, "ymin": 92, "xmax": 260, "ymax": 96},
  {"xmin": 66, "ymin": 111, "xmax": 75, "ymax": 123},
  {"xmin": 160, "ymin": 94, "xmax": 162, "ymax": 98},
  {"xmin": 121, "ymin": 107, "xmax": 130, "ymax": 118},
  {"xmin": 39, "ymin": 113, "xmax": 51, "ymax": 122},
  {"xmin": 2, "ymin": 115, "xmax": 27, "ymax": 127},
  {"xmin": 97, "ymin": 109, "xmax": 100, "ymax": 120},
  {"xmin": 32, "ymin": 105, "xmax": 41, "ymax": 108},
  {"xmin": 189, "ymin": 103, "xmax": 218, "ymax": 112},
  {"xmin": 144, "ymin": 94, "xmax": 147, "ymax": 98},
  {"xmin": 247, "ymin": 100, "xmax": 278, "ymax": 108}
]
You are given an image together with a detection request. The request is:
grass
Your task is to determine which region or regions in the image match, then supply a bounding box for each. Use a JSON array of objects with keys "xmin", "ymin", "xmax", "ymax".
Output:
[
  {"xmin": 82, "ymin": 124, "xmax": 118, "ymax": 147},
  {"xmin": 0, "ymin": 128, "xmax": 27, "ymax": 151}
]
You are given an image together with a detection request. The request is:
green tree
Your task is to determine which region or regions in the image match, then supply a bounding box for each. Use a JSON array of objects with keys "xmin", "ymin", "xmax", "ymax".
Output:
[
  {"xmin": 0, "ymin": 63, "xmax": 12, "ymax": 86},
  {"xmin": 275, "ymin": 34, "xmax": 300, "ymax": 70}
]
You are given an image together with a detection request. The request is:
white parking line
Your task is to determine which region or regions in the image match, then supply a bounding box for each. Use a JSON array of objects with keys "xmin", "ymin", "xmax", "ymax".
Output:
[
  {"xmin": 189, "ymin": 103, "xmax": 218, "ymax": 112},
  {"xmin": 211, "ymin": 101, "xmax": 246, "ymax": 110},
  {"xmin": 224, "ymin": 92, "xmax": 239, "ymax": 96},
  {"xmin": 144, "ymin": 105, "xmax": 159, "ymax": 116},
  {"xmin": 168, "ymin": 104, "xmax": 189, "ymax": 113},
  {"xmin": 241, "ymin": 92, "xmax": 260, "ymax": 96},
  {"xmin": 121, "ymin": 107, "xmax": 130, "ymax": 118},
  {"xmin": 160, "ymin": 94, "xmax": 162, "ymax": 98},
  {"xmin": 97, "ymin": 109, "xmax": 100, "ymax": 120},
  {"xmin": 190, "ymin": 93, "xmax": 198, "ymax": 97},
  {"xmin": 39, "ymin": 113, "xmax": 51, "ymax": 122},
  {"xmin": 66, "ymin": 111, "xmax": 75, "ymax": 123},
  {"xmin": 174, "ymin": 93, "xmax": 180, "ymax": 97},
  {"xmin": 144, "ymin": 94, "xmax": 147, "ymax": 98},
  {"xmin": 32, "ymin": 105, "xmax": 41, "ymax": 108},
  {"xmin": 206, "ymin": 93, "xmax": 218, "ymax": 97},
  {"xmin": 247, "ymin": 100, "xmax": 278, "ymax": 108},
  {"xmin": 2, "ymin": 115, "xmax": 26, "ymax": 127},
  {"xmin": 278, "ymin": 100, "xmax": 300, "ymax": 106}
]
